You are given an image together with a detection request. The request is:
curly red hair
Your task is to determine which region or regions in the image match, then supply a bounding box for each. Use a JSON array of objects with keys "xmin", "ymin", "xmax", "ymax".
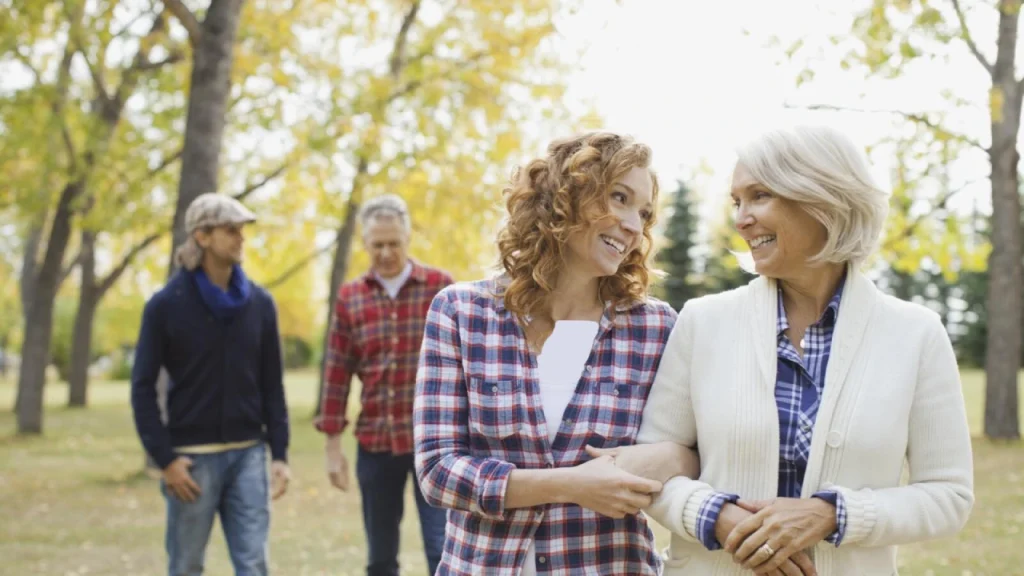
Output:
[{"xmin": 496, "ymin": 131, "xmax": 660, "ymax": 326}]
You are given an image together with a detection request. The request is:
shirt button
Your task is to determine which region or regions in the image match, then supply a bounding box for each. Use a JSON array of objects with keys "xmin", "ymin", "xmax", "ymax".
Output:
[
  {"xmin": 391, "ymin": 337, "xmax": 399, "ymax": 345},
  {"xmin": 388, "ymin": 390, "xmax": 396, "ymax": 398},
  {"xmin": 801, "ymin": 424, "xmax": 812, "ymax": 432},
  {"xmin": 826, "ymin": 430, "xmax": 843, "ymax": 448},
  {"xmin": 491, "ymin": 385, "xmax": 499, "ymax": 393},
  {"xmin": 563, "ymin": 418, "xmax": 572, "ymax": 427},
  {"xmin": 585, "ymin": 365, "xmax": 592, "ymax": 372},
  {"xmin": 391, "ymin": 313, "xmax": 398, "ymax": 320},
  {"xmin": 538, "ymin": 556, "xmax": 546, "ymax": 564},
  {"xmin": 390, "ymin": 362, "xmax": 397, "ymax": 370}
]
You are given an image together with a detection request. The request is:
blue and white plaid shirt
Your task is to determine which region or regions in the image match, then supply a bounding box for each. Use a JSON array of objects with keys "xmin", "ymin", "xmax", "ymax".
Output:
[{"xmin": 695, "ymin": 280, "xmax": 848, "ymax": 550}]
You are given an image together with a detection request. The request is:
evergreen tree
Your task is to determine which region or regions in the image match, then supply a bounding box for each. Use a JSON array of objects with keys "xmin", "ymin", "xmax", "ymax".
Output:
[{"xmin": 657, "ymin": 181, "xmax": 700, "ymax": 311}]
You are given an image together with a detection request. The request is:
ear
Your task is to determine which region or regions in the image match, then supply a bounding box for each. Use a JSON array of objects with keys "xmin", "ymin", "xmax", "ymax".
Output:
[{"xmin": 192, "ymin": 228, "xmax": 210, "ymax": 249}]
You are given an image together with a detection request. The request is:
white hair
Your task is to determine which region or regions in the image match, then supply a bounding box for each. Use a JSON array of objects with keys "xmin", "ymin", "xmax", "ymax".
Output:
[
  {"xmin": 735, "ymin": 124, "xmax": 890, "ymax": 267},
  {"xmin": 359, "ymin": 194, "xmax": 411, "ymax": 234}
]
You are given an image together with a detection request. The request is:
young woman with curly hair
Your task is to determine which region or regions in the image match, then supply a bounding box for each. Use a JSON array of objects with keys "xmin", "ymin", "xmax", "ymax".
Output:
[{"xmin": 413, "ymin": 131, "xmax": 700, "ymax": 575}]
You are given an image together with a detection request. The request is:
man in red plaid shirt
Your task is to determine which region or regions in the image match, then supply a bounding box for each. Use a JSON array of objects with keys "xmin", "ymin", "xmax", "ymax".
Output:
[{"xmin": 315, "ymin": 194, "xmax": 453, "ymax": 576}]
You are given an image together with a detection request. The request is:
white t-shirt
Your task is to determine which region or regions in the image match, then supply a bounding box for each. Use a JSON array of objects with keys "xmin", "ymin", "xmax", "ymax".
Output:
[
  {"xmin": 375, "ymin": 261, "xmax": 412, "ymax": 299},
  {"xmin": 521, "ymin": 320, "xmax": 599, "ymax": 576}
]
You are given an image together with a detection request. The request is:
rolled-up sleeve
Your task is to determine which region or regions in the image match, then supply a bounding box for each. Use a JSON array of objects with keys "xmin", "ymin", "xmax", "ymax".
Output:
[{"xmin": 413, "ymin": 290, "xmax": 515, "ymax": 519}]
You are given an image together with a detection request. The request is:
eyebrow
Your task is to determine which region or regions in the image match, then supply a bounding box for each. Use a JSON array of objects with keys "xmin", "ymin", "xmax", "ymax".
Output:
[{"xmin": 613, "ymin": 183, "xmax": 654, "ymax": 209}]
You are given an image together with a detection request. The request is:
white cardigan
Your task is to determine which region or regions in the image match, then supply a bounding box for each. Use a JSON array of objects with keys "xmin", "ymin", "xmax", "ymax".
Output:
[{"xmin": 638, "ymin": 270, "xmax": 974, "ymax": 576}]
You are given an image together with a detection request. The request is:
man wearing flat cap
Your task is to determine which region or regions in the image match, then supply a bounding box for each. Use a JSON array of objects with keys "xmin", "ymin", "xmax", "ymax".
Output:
[{"xmin": 131, "ymin": 192, "xmax": 290, "ymax": 576}]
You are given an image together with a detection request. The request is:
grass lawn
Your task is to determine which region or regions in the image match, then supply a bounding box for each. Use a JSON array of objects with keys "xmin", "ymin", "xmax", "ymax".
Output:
[{"xmin": 0, "ymin": 369, "xmax": 1022, "ymax": 575}]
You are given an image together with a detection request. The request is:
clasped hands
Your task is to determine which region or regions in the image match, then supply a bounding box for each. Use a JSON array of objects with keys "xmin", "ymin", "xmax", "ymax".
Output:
[
  {"xmin": 716, "ymin": 497, "xmax": 835, "ymax": 576},
  {"xmin": 588, "ymin": 443, "xmax": 835, "ymax": 576}
]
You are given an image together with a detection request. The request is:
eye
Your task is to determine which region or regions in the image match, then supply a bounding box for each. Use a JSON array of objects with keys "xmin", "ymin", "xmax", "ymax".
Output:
[
  {"xmin": 611, "ymin": 191, "xmax": 627, "ymax": 204},
  {"xmin": 754, "ymin": 190, "xmax": 772, "ymax": 200},
  {"xmin": 640, "ymin": 210, "xmax": 652, "ymax": 222}
]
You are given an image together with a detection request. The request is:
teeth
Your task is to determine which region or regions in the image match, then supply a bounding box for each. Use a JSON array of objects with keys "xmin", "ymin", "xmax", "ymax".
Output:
[
  {"xmin": 750, "ymin": 235, "xmax": 776, "ymax": 249},
  {"xmin": 601, "ymin": 235, "xmax": 626, "ymax": 254}
]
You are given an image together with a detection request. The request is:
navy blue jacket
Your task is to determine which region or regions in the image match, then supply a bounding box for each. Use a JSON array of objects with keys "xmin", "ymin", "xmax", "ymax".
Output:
[{"xmin": 130, "ymin": 271, "xmax": 289, "ymax": 469}]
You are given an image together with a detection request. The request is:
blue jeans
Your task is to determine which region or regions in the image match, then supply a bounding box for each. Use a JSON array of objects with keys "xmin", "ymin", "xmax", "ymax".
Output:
[
  {"xmin": 357, "ymin": 446, "xmax": 446, "ymax": 576},
  {"xmin": 162, "ymin": 444, "xmax": 269, "ymax": 576}
]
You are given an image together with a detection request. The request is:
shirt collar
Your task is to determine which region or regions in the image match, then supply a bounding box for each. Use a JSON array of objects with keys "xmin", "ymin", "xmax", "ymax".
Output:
[
  {"xmin": 363, "ymin": 259, "xmax": 426, "ymax": 287},
  {"xmin": 775, "ymin": 273, "xmax": 846, "ymax": 338},
  {"xmin": 491, "ymin": 275, "xmax": 649, "ymax": 314}
]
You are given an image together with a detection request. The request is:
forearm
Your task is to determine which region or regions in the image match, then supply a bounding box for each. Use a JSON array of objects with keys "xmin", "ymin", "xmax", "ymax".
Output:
[
  {"xmin": 828, "ymin": 480, "xmax": 973, "ymax": 547},
  {"xmin": 649, "ymin": 442, "xmax": 700, "ymax": 483},
  {"xmin": 314, "ymin": 373, "xmax": 353, "ymax": 435},
  {"xmin": 130, "ymin": 305, "xmax": 174, "ymax": 469},
  {"xmin": 130, "ymin": 377, "xmax": 175, "ymax": 469},
  {"xmin": 262, "ymin": 372, "xmax": 289, "ymax": 461},
  {"xmin": 504, "ymin": 468, "xmax": 573, "ymax": 509}
]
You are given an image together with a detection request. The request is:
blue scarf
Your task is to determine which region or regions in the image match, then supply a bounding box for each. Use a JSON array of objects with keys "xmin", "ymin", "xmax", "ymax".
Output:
[{"xmin": 192, "ymin": 264, "xmax": 252, "ymax": 321}]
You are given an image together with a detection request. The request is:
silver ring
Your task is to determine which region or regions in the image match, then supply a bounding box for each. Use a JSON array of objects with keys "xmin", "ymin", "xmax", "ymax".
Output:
[{"xmin": 759, "ymin": 544, "xmax": 776, "ymax": 558}]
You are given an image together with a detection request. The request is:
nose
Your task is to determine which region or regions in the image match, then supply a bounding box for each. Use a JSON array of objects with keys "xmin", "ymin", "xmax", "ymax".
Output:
[
  {"xmin": 735, "ymin": 204, "xmax": 755, "ymax": 231},
  {"xmin": 620, "ymin": 210, "xmax": 643, "ymax": 235}
]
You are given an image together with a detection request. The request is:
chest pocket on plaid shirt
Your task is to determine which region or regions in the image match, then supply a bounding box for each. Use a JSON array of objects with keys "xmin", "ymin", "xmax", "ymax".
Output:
[
  {"xmin": 467, "ymin": 379, "xmax": 527, "ymax": 440},
  {"xmin": 586, "ymin": 381, "xmax": 645, "ymax": 447}
]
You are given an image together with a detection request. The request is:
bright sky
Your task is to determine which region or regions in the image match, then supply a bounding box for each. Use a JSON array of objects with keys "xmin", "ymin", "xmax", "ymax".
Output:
[{"xmin": 558, "ymin": 0, "xmax": 995, "ymax": 223}]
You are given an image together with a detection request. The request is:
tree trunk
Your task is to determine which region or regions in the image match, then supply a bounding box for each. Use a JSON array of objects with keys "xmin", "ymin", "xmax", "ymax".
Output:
[
  {"xmin": 315, "ymin": 194, "xmax": 361, "ymax": 415},
  {"xmin": 68, "ymin": 231, "xmax": 98, "ymax": 408},
  {"xmin": 20, "ymin": 222, "xmax": 43, "ymax": 321},
  {"xmin": 16, "ymin": 181, "xmax": 82, "ymax": 434},
  {"xmin": 166, "ymin": 0, "xmax": 245, "ymax": 276},
  {"xmin": 984, "ymin": 0, "xmax": 1023, "ymax": 440}
]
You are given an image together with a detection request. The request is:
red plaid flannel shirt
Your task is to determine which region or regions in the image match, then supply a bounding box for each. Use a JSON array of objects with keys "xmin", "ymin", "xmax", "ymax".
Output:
[{"xmin": 315, "ymin": 259, "xmax": 453, "ymax": 454}]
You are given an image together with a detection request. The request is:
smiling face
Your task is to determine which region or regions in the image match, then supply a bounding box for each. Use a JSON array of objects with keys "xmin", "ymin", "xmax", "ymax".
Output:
[
  {"xmin": 730, "ymin": 162, "xmax": 828, "ymax": 280},
  {"xmin": 564, "ymin": 166, "xmax": 654, "ymax": 279}
]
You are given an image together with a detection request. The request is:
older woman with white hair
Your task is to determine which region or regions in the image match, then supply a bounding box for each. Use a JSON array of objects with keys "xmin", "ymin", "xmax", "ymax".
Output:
[{"xmin": 594, "ymin": 125, "xmax": 974, "ymax": 575}]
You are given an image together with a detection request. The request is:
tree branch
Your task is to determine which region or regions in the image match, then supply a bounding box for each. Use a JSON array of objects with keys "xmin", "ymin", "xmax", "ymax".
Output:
[
  {"xmin": 134, "ymin": 49, "xmax": 185, "ymax": 71},
  {"xmin": 111, "ymin": 9, "xmax": 154, "ymax": 40},
  {"xmin": 75, "ymin": 49, "xmax": 110, "ymax": 103},
  {"xmin": 882, "ymin": 183, "xmax": 976, "ymax": 251},
  {"xmin": 149, "ymin": 146, "xmax": 185, "ymax": 178},
  {"xmin": 783, "ymin": 102, "xmax": 986, "ymax": 150},
  {"xmin": 97, "ymin": 231, "xmax": 164, "ymax": 295},
  {"xmin": 163, "ymin": 0, "xmax": 202, "ymax": 46},
  {"xmin": 12, "ymin": 49, "xmax": 42, "ymax": 84},
  {"xmin": 950, "ymin": 0, "xmax": 994, "ymax": 74},
  {"xmin": 389, "ymin": 1, "xmax": 422, "ymax": 77},
  {"xmin": 59, "ymin": 248, "xmax": 83, "ymax": 285},
  {"xmin": 62, "ymin": 0, "xmax": 109, "ymax": 102},
  {"xmin": 263, "ymin": 237, "xmax": 341, "ymax": 290},
  {"xmin": 52, "ymin": 24, "xmax": 79, "ymax": 163},
  {"xmin": 233, "ymin": 161, "xmax": 290, "ymax": 201},
  {"xmin": 386, "ymin": 51, "xmax": 490, "ymax": 104}
]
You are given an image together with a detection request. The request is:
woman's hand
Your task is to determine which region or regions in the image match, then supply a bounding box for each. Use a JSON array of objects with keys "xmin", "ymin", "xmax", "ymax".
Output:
[
  {"xmin": 561, "ymin": 455, "xmax": 664, "ymax": 518},
  {"xmin": 716, "ymin": 503, "xmax": 818, "ymax": 576},
  {"xmin": 584, "ymin": 441, "xmax": 700, "ymax": 484},
  {"xmin": 724, "ymin": 497, "xmax": 835, "ymax": 574}
]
